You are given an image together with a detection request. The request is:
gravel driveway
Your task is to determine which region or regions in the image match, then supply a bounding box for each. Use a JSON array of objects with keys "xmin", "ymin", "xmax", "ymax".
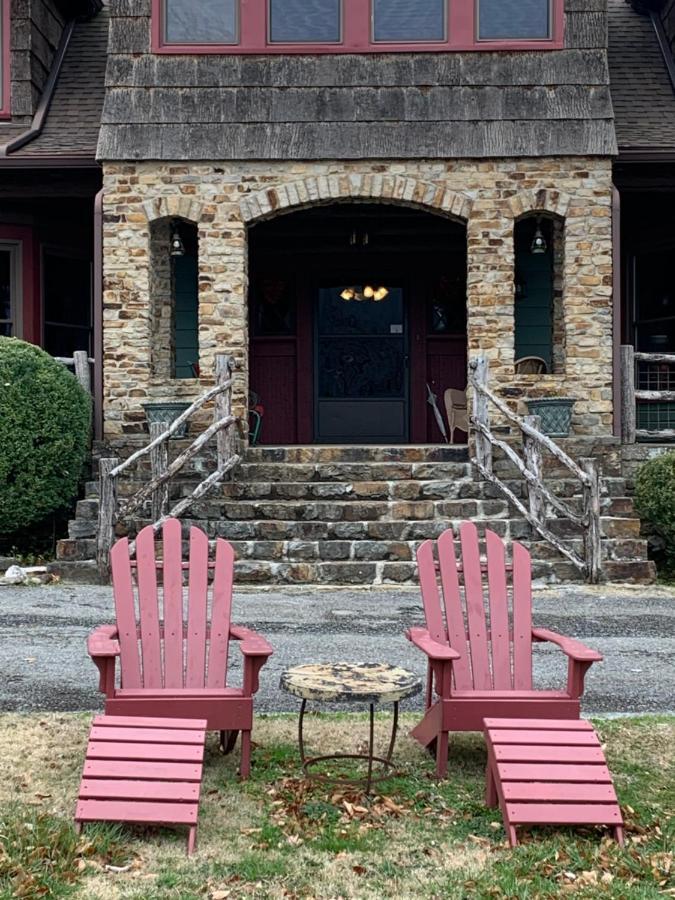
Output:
[{"xmin": 0, "ymin": 582, "xmax": 673, "ymax": 716}]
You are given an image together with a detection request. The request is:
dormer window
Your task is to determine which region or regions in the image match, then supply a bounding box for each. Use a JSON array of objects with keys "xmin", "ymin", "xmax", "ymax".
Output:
[
  {"xmin": 164, "ymin": 0, "xmax": 238, "ymax": 44},
  {"xmin": 373, "ymin": 0, "xmax": 446, "ymax": 43},
  {"xmin": 270, "ymin": 0, "xmax": 341, "ymax": 43},
  {"xmin": 478, "ymin": 0, "xmax": 551, "ymax": 41},
  {"xmin": 152, "ymin": 0, "xmax": 564, "ymax": 54}
]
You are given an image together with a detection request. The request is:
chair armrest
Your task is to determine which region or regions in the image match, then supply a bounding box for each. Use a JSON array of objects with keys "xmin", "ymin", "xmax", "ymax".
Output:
[
  {"xmin": 532, "ymin": 628, "xmax": 603, "ymax": 663},
  {"xmin": 230, "ymin": 624, "xmax": 274, "ymax": 658},
  {"xmin": 87, "ymin": 624, "xmax": 121, "ymax": 658},
  {"xmin": 406, "ymin": 627, "xmax": 460, "ymax": 662}
]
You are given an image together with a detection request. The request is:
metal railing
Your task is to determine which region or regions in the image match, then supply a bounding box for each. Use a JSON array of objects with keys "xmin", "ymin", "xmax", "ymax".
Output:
[
  {"xmin": 96, "ymin": 353, "xmax": 240, "ymax": 578},
  {"xmin": 469, "ymin": 356, "xmax": 602, "ymax": 583}
]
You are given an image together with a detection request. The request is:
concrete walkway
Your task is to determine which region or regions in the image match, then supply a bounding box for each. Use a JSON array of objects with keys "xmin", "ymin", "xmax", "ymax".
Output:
[{"xmin": 0, "ymin": 582, "xmax": 673, "ymax": 716}]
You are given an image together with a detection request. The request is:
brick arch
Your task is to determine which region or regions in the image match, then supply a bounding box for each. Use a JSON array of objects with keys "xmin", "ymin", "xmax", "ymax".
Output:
[
  {"xmin": 141, "ymin": 196, "xmax": 206, "ymax": 224},
  {"xmin": 239, "ymin": 174, "xmax": 473, "ymax": 224},
  {"xmin": 508, "ymin": 188, "xmax": 571, "ymax": 220}
]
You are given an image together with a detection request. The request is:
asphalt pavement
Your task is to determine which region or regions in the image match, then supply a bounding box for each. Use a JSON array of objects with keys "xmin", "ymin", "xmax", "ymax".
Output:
[{"xmin": 0, "ymin": 582, "xmax": 673, "ymax": 716}]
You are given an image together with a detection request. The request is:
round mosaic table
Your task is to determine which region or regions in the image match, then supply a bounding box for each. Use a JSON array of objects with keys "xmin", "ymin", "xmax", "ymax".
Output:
[{"xmin": 280, "ymin": 662, "xmax": 422, "ymax": 793}]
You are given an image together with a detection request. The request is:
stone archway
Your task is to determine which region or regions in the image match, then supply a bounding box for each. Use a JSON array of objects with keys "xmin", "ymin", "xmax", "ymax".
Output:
[{"xmin": 239, "ymin": 174, "xmax": 473, "ymax": 225}]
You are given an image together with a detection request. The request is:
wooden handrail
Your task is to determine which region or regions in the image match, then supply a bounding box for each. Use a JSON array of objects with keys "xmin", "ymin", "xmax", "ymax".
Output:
[
  {"xmin": 96, "ymin": 353, "xmax": 240, "ymax": 579},
  {"xmin": 469, "ymin": 358, "xmax": 589, "ymax": 485},
  {"xmin": 621, "ymin": 345, "xmax": 675, "ymax": 444},
  {"xmin": 468, "ymin": 355, "xmax": 601, "ymax": 582},
  {"xmin": 55, "ymin": 350, "xmax": 93, "ymax": 395},
  {"xmin": 110, "ymin": 378, "xmax": 233, "ymax": 478},
  {"xmin": 118, "ymin": 414, "xmax": 236, "ymax": 517}
]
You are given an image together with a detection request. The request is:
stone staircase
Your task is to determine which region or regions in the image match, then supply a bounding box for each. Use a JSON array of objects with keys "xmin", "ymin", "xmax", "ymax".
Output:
[{"xmin": 56, "ymin": 443, "xmax": 655, "ymax": 585}]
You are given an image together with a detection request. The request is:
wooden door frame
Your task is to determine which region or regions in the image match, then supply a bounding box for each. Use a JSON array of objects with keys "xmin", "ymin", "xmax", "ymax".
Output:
[{"xmin": 0, "ymin": 225, "xmax": 39, "ymax": 344}]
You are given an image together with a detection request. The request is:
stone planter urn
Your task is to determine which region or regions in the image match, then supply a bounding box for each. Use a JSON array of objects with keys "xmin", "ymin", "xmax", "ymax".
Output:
[
  {"xmin": 524, "ymin": 397, "xmax": 576, "ymax": 438},
  {"xmin": 142, "ymin": 401, "xmax": 191, "ymax": 438}
]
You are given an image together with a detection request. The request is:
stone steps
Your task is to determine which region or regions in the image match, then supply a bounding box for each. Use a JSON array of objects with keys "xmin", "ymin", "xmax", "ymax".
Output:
[{"xmin": 56, "ymin": 443, "xmax": 655, "ymax": 586}]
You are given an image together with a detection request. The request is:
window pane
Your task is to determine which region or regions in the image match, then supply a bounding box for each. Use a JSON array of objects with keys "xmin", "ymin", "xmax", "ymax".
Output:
[
  {"xmin": 478, "ymin": 0, "xmax": 550, "ymax": 40},
  {"xmin": 373, "ymin": 0, "xmax": 446, "ymax": 42},
  {"xmin": 0, "ymin": 250, "xmax": 11, "ymax": 323},
  {"xmin": 270, "ymin": 0, "xmax": 341, "ymax": 43},
  {"xmin": 165, "ymin": 0, "xmax": 237, "ymax": 44}
]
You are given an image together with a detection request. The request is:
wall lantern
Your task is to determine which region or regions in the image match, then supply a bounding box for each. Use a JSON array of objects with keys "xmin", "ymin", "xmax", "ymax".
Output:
[
  {"xmin": 170, "ymin": 221, "xmax": 185, "ymax": 257},
  {"xmin": 530, "ymin": 218, "xmax": 548, "ymax": 255}
]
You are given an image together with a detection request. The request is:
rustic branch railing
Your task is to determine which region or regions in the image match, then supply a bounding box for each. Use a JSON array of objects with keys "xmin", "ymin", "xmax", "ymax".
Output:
[
  {"xmin": 55, "ymin": 351, "xmax": 93, "ymax": 395},
  {"xmin": 620, "ymin": 344, "xmax": 675, "ymax": 443},
  {"xmin": 469, "ymin": 356, "xmax": 602, "ymax": 583},
  {"xmin": 96, "ymin": 353, "xmax": 241, "ymax": 578}
]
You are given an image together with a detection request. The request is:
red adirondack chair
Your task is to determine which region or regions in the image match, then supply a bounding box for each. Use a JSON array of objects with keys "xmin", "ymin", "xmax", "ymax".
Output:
[
  {"xmin": 87, "ymin": 519, "xmax": 273, "ymax": 778},
  {"xmin": 407, "ymin": 522, "xmax": 602, "ymax": 778}
]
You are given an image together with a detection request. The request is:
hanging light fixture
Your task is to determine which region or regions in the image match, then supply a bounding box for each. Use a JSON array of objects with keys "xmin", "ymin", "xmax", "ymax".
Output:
[
  {"xmin": 339, "ymin": 285, "xmax": 389, "ymax": 302},
  {"xmin": 530, "ymin": 218, "xmax": 548, "ymax": 255},
  {"xmin": 170, "ymin": 221, "xmax": 185, "ymax": 257}
]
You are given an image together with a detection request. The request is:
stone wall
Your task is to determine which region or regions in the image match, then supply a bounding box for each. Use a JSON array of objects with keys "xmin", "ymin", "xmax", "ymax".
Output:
[{"xmin": 101, "ymin": 157, "xmax": 614, "ymax": 448}]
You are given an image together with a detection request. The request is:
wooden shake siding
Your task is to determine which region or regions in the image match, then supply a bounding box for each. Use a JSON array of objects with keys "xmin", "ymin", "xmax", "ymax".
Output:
[{"xmin": 98, "ymin": 0, "xmax": 616, "ymax": 161}]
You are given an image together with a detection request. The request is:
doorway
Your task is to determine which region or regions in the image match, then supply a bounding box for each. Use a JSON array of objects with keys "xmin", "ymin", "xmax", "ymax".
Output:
[
  {"xmin": 316, "ymin": 284, "xmax": 408, "ymax": 442},
  {"xmin": 249, "ymin": 203, "xmax": 467, "ymax": 445}
]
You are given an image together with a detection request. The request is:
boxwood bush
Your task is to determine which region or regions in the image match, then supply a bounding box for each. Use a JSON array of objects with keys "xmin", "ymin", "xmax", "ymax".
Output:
[
  {"xmin": 0, "ymin": 337, "xmax": 91, "ymax": 536},
  {"xmin": 634, "ymin": 450, "xmax": 675, "ymax": 569}
]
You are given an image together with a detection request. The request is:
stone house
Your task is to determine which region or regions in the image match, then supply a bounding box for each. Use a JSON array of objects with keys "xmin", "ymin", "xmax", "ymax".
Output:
[{"xmin": 2, "ymin": 0, "xmax": 675, "ymax": 584}]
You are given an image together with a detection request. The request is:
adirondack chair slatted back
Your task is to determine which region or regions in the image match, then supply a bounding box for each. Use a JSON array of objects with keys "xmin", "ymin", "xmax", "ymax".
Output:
[
  {"xmin": 417, "ymin": 522, "xmax": 533, "ymax": 691},
  {"xmin": 110, "ymin": 520, "xmax": 234, "ymax": 690}
]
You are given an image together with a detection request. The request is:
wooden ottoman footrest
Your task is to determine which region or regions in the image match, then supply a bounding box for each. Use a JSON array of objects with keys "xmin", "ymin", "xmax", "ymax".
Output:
[
  {"xmin": 483, "ymin": 718, "xmax": 624, "ymax": 848},
  {"xmin": 75, "ymin": 715, "xmax": 207, "ymax": 855}
]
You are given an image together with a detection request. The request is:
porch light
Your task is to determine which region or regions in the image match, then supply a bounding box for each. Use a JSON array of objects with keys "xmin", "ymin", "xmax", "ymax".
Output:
[
  {"xmin": 531, "ymin": 219, "xmax": 548, "ymax": 255},
  {"xmin": 170, "ymin": 223, "xmax": 185, "ymax": 257}
]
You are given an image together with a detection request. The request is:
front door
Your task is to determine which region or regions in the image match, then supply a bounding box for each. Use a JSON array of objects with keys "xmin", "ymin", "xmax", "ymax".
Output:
[{"xmin": 315, "ymin": 285, "xmax": 408, "ymax": 443}]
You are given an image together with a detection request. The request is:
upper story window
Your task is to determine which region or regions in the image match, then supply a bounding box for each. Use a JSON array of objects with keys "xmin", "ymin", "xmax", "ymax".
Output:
[
  {"xmin": 0, "ymin": 0, "xmax": 10, "ymax": 117},
  {"xmin": 152, "ymin": 0, "xmax": 564, "ymax": 54},
  {"xmin": 478, "ymin": 0, "xmax": 551, "ymax": 41}
]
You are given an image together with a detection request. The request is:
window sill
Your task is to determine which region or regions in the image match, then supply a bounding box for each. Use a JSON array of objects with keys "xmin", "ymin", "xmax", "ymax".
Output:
[{"xmin": 152, "ymin": 39, "xmax": 564, "ymax": 55}]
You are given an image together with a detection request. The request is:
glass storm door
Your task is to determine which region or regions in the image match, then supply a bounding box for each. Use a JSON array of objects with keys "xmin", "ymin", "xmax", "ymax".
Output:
[{"xmin": 315, "ymin": 286, "xmax": 408, "ymax": 443}]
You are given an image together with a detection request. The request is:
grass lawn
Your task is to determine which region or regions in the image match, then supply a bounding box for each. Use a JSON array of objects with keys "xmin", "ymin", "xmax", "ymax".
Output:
[{"xmin": 0, "ymin": 713, "xmax": 672, "ymax": 899}]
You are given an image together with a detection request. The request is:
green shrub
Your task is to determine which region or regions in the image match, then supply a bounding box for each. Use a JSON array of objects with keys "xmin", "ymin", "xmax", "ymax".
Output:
[
  {"xmin": 634, "ymin": 450, "xmax": 675, "ymax": 568},
  {"xmin": 0, "ymin": 337, "xmax": 91, "ymax": 536}
]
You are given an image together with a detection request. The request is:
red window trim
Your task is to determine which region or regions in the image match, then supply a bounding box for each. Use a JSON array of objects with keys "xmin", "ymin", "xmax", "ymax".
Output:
[
  {"xmin": 0, "ymin": 225, "xmax": 39, "ymax": 344},
  {"xmin": 0, "ymin": 0, "xmax": 10, "ymax": 118},
  {"xmin": 151, "ymin": 0, "xmax": 564, "ymax": 56}
]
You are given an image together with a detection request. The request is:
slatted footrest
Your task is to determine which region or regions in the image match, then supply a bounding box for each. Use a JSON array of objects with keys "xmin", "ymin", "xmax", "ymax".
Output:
[
  {"xmin": 75, "ymin": 715, "xmax": 207, "ymax": 855},
  {"xmin": 483, "ymin": 718, "xmax": 624, "ymax": 848}
]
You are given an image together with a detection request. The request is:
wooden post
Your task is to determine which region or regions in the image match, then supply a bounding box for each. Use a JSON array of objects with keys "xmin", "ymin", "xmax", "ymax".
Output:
[
  {"xmin": 471, "ymin": 356, "xmax": 492, "ymax": 474},
  {"xmin": 620, "ymin": 345, "xmax": 636, "ymax": 445},
  {"xmin": 97, "ymin": 458, "xmax": 119, "ymax": 580},
  {"xmin": 580, "ymin": 457, "xmax": 602, "ymax": 585},
  {"xmin": 149, "ymin": 422, "xmax": 169, "ymax": 522},
  {"xmin": 523, "ymin": 415, "xmax": 545, "ymax": 526},
  {"xmin": 215, "ymin": 353, "xmax": 236, "ymax": 469},
  {"xmin": 73, "ymin": 351, "xmax": 91, "ymax": 395}
]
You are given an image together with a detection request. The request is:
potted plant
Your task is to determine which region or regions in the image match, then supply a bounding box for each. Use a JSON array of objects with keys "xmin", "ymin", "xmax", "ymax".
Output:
[
  {"xmin": 142, "ymin": 401, "xmax": 192, "ymax": 438},
  {"xmin": 524, "ymin": 397, "xmax": 576, "ymax": 437}
]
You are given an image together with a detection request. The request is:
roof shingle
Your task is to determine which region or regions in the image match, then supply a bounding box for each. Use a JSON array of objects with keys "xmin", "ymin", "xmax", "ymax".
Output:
[{"xmin": 608, "ymin": 0, "xmax": 675, "ymax": 150}]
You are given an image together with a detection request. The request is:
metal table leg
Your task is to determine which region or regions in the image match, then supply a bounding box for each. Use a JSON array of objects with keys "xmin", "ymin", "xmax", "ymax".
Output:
[{"xmin": 298, "ymin": 699, "xmax": 400, "ymax": 794}]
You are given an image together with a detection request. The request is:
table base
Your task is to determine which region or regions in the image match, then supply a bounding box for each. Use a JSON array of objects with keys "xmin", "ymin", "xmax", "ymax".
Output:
[{"xmin": 298, "ymin": 699, "xmax": 399, "ymax": 794}]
